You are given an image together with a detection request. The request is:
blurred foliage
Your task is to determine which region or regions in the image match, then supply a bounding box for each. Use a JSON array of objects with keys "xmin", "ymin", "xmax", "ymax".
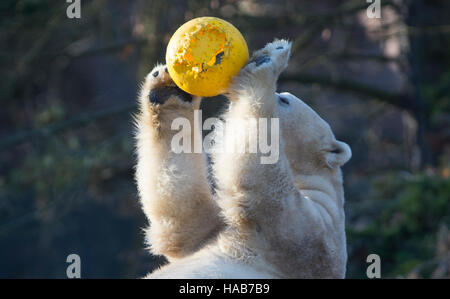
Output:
[
  {"xmin": 347, "ymin": 171, "xmax": 450, "ymax": 278},
  {"xmin": 424, "ymin": 71, "xmax": 450, "ymax": 118}
]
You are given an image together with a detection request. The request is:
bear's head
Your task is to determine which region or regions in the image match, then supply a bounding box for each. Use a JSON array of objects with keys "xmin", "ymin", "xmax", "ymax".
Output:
[{"xmin": 275, "ymin": 91, "xmax": 352, "ymax": 176}]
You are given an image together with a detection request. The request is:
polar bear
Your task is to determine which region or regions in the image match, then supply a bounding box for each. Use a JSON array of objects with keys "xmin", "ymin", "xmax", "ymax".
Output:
[{"xmin": 135, "ymin": 40, "xmax": 352, "ymax": 278}]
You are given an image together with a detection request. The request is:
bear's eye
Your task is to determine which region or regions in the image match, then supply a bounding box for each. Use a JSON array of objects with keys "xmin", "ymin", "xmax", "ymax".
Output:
[{"xmin": 279, "ymin": 95, "xmax": 290, "ymax": 106}]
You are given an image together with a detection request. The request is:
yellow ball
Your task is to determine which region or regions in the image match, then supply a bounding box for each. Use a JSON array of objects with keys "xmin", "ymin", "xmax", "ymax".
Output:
[{"xmin": 166, "ymin": 17, "xmax": 249, "ymax": 97}]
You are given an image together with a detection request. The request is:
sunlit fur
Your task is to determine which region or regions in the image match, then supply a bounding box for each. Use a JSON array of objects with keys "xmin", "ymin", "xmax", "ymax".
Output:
[
  {"xmin": 135, "ymin": 65, "xmax": 223, "ymax": 259},
  {"xmin": 135, "ymin": 40, "xmax": 351, "ymax": 278}
]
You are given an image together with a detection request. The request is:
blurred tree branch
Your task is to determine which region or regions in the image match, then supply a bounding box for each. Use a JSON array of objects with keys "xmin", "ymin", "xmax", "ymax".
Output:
[
  {"xmin": 64, "ymin": 39, "xmax": 148, "ymax": 59},
  {"xmin": 280, "ymin": 72, "xmax": 411, "ymax": 109},
  {"xmin": 0, "ymin": 103, "xmax": 136, "ymax": 150},
  {"xmin": 405, "ymin": 0, "xmax": 433, "ymax": 167},
  {"xmin": 291, "ymin": 0, "xmax": 400, "ymax": 53},
  {"xmin": 331, "ymin": 53, "xmax": 399, "ymax": 63}
]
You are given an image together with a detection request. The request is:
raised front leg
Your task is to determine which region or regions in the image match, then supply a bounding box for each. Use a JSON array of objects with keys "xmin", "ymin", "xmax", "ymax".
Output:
[
  {"xmin": 212, "ymin": 40, "xmax": 347, "ymax": 278},
  {"xmin": 135, "ymin": 64, "xmax": 223, "ymax": 259},
  {"xmin": 213, "ymin": 39, "xmax": 294, "ymax": 232}
]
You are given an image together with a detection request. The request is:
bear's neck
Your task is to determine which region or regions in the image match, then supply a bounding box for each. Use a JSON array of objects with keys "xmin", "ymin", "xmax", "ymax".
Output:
[{"xmin": 293, "ymin": 170, "xmax": 345, "ymax": 206}]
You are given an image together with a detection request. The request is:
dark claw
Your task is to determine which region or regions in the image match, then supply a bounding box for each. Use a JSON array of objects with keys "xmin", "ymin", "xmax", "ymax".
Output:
[
  {"xmin": 164, "ymin": 67, "xmax": 168, "ymax": 73},
  {"xmin": 152, "ymin": 71, "xmax": 159, "ymax": 77},
  {"xmin": 149, "ymin": 86, "xmax": 192, "ymax": 104},
  {"xmin": 252, "ymin": 55, "xmax": 271, "ymax": 66}
]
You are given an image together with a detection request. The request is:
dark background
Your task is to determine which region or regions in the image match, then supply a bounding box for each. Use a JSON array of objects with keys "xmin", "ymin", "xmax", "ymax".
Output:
[{"xmin": 0, "ymin": 0, "xmax": 449, "ymax": 278}]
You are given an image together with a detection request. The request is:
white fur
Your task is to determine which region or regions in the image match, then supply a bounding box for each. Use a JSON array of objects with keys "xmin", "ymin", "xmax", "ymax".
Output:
[{"xmin": 135, "ymin": 40, "xmax": 352, "ymax": 278}]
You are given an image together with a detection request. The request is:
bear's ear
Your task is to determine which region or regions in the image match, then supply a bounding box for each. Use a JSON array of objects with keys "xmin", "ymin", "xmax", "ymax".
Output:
[{"xmin": 325, "ymin": 141, "xmax": 352, "ymax": 168}]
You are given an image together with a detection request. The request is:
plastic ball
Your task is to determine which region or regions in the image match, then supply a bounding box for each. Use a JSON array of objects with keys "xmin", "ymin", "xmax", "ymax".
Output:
[{"xmin": 166, "ymin": 17, "xmax": 249, "ymax": 97}]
